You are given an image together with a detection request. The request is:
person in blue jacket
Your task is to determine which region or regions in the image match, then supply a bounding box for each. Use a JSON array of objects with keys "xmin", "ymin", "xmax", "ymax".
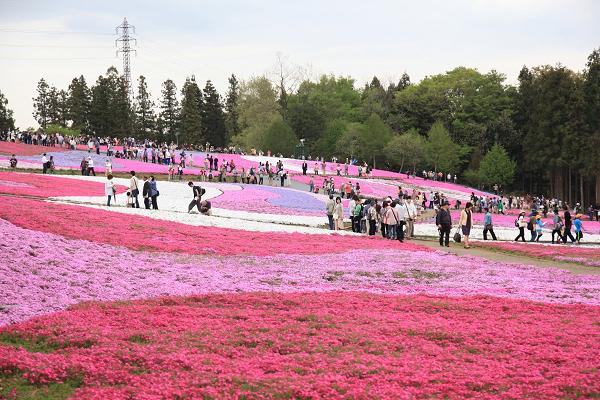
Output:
[{"xmin": 482, "ymin": 208, "xmax": 497, "ymax": 240}]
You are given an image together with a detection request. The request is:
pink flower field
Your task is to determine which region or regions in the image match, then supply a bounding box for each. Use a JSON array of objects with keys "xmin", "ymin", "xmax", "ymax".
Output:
[
  {"xmin": 0, "ymin": 170, "xmax": 599, "ymax": 398},
  {"xmin": 474, "ymin": 240, "xmax": 600, "ymax": 267},
  {"xmin": 1, "ymin": 294, "xmax": 598, "ymax": 399},
  {"xmin": 0, "ymin": 171, "xmax": 126, "ymax": 198},
  {"xmin": 0, "ymin": 142, "xmax": 58, "ymax": 156}
]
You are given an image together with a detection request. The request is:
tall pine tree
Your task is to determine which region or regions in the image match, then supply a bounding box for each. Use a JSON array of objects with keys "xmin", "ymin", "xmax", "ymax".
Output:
[
  {"xmin": 0, "ymin": 90, "xmax": 16, "ymax": 134},
  {"xmin": 201, "ymin": 80, "xmax": 226, "ymax": 147},
  {"xmin": 225, "ymin": 74, "xmax": 240, "ymax": 142},
  {"xmin": 89, "ymin": 74, "xmax": 113, "ymax": 137},
  {"xmin": 67, "ymin": 75, "xmax": 91, "ymax": 133},
  {"xmin": 179, "ymin": 76, "xmax": 203, "ymax": 145},
  {"xmin": 32, "ymin": 78, "xmax": 50, "ymax": 128},
  {"xmin": 158, "ymin": 79, "xmax": 179, "ymax": 144},
  {"xmin": 134, "ymin": 75, "xmax": 156, "ymax": 139},
  {"xmin": 108, "ymin": 67, "xmax": 133, "ymax": 138}
]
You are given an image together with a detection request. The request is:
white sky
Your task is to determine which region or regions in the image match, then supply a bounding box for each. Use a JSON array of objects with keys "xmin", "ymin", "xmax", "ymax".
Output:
[{"xmin": 1, "ymin": 0, "xmax": 599, "ymax": 128}]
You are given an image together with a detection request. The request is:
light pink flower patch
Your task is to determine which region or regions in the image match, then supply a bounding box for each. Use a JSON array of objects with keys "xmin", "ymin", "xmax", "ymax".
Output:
[
  {"xmin": 2, "ymin": 218, "xmax": 600, "ymax": 325},
  {"xmin": 0, "ymin": 171, "xmax": 126, "ymax": 198},
  {"xmin": 0, "ymin": 294, "xmax": 598, "ymax": 399}
]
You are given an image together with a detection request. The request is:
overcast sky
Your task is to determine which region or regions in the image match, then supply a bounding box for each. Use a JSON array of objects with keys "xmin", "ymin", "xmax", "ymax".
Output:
[{"xmin": 1, "ymin": 0, "xmax": 599, "ymax": 128}]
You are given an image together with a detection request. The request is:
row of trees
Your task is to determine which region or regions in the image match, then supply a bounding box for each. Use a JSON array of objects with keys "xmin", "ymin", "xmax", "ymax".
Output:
[
  {"xmin": 2, "ymin": 48, "xmax": 599, "ymax": 203},
  {"xmin": 30, "ymin": 67, "xmax": 232, "ymax": 147}
]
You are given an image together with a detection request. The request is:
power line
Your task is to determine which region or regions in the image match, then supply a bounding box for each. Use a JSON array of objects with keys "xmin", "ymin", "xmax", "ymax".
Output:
[
  {"xmin": 0, "ymin": 28, "xmax": 113, "ymax": 35},
  {"xmin": 0, "ymin": 43, "xmax": 113, "ymax": 48},
  {"xmin": 0, "ymin": 56, "xmax": 115, "ymax": 60}
]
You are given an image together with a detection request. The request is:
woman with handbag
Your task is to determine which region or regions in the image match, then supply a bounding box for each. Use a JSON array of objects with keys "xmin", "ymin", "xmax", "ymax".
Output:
[
  {"xmin": 459, "ymin": 202, "xmax": 473, "ymax": 249},
  {"xmin": 129, "ymin": 171, "xmax": 140, "ymax": 208}
]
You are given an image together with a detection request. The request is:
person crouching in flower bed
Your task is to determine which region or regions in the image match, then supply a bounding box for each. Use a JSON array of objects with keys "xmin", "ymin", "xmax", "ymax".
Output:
[
  {"xmin": 199, "ymin": 200, "xmax": 212, "ymax": 215},
  {"xmin": 9, "ymin": 154, "xmax": 17, "ymax": 170}
]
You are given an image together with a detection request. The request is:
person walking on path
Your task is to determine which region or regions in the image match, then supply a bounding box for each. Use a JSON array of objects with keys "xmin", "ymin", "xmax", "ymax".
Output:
[
  {"xmin": 459, "ymin": 202, "xmax": 473, "ymax": 249},
  {"xmin": 562, "ymin": 206, "xmax": 577, "ymax": 243},
  {"xmin": 573, "ymin": 214, "xmax": 584, "ymax": 244},
  {"xmin": 405, "ymin": 197, "xmax": 417, "ymax": 238},
  {"xmin": 514, "ymin": 211, "xmax": 527, "ymax": 242},
  {"xmin": 326, "ymin": 195, "xmax": 335, "ymax": 230},
  {"xmin": 436, "ymin": 201, "xmax": 452, "ymax": 247},
  {"xmin": 384, "ymin": 201, "xmax": 400, "ymax": 240},
  {"xmin": 535, "ymin": 215, "xmax": 545, "ymax": 242},
  {"xmin": 87, "ymin": 156, "xmax": 96, "ymax": 176},
  {"xmin": 551, "ymin": 214, "xmax": 564, "ymax": 244},
  {"xmin": 333, "ymin": 197, "xmax": 344, "ymax": 231},
  {"xmin": 149, "ymin": 176, "xmax": 159, "ymax": 210},
  {"xmin": 42, "ymin": 153, "xmax": 48, "ymax": 174},
  {"xmin": 187, "ymin": 181, "xmax": 204, "ymax": 213},
  {"xmin": 142, "ymin": 176, "xmax": 151, "ymax": 209},
  {"xmin": 105, "ymin": 174, "xmax": 116, "ymax": 206},
  {"xmin": 483, "ymin": 208, "xmax": 497, "ymax": 240},
  {"xmin": 367, "ymin": 200, "xmax": 377, "ymax": 235},
  {"xmin": 129, "ymin": 171, "xmax": 140, "ymax": 208},
  {"xmin": 528, "ymin": 212, "xmax": 538, "ymax": 242},
  {"xmin": 395, "ymin": 198, "xmax": 408, "ymax": 243},
  {"xmin": 352, "ymin": 197, "xmax": 363, "ymax": 233}
]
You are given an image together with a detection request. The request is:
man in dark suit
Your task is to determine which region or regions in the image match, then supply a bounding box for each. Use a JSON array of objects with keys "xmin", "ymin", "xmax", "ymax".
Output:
[
  {"xmin": 142, "ymin": 176, "xmax": 151, "ymax": 209},
  {"xmin": 436, "ymin": 201, "xmax": 452, "ymax": 247},
  {"xmin": 302, "ymin": 161, "xmax": 308, "ymax": 175}
]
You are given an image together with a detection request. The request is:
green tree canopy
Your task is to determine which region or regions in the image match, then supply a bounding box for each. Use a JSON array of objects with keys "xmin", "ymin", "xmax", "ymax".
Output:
[
  {"xmin": 477, "ymin": 144, "xmax": 516, "ymax": 187},
  {"xmin": 262, "ymin": 116, "xmax": 298, "ymax": 156},
  {"xmin": 178, "ymin": 77, "xmax": 202, "ymax": 145},
  {"xmin": 0, "ymin": 90, "xmax": 16, "ymax": 134},
  {"xmin": 424, "ymin": 122, "xmax": 469, "ymax": 173},
  {"xmin": 384, "ymin": 129, "xmax": 425, "ymax": 172}
]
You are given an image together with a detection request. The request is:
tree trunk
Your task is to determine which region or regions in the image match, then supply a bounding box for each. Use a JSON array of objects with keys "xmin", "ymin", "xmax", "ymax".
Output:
[
  {"xmin": 596, "ymin": 175, "xmax": 600, "ymax": 205},
  {"xmin": 580, "ymin": 175, "xmax": 585, "ymax": 207},
  {"xmin": 399, "ymin": 157, "xmax": 404, "ymax": 175},
  {"xmin": 568, "ymin": 167, "xmax": 572, "ymax": 205}
]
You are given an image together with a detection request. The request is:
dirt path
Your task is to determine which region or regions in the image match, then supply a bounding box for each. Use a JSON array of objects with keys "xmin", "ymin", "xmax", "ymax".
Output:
[{"xmin": 413, "ymin": 238, "xmax": 600, "ymax": 275}]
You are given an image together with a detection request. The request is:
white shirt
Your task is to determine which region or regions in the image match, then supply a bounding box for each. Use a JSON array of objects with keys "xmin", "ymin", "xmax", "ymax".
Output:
[
  {"xmin": 348, "ymin": 199, "xmax": 356, "ymax": 216},
  {"xmin": 395, "ymin": 203, "xmax": 408, "ymax": 221},
  {"xmin": 41, "ymin": 155, "xmax": 47, "ymax": 163},
  {"xmin": 407, "ymin": 201, "xmax": 417, "ymax": 218},
  {"xmin": 105, "ymin": 180, "xmax": 115, "ymax": 196},
  {"xmin": 87, "ymin": 158, "xmax": 94, "ymax": 168}
]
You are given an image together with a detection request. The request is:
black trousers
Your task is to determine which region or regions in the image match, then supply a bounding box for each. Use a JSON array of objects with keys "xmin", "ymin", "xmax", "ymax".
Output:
[
  {"xmin": 515, "ymin": 227, "xmax": 525, "ymax": 242},
  {"xmin": 188, "ymin": 199, "xmax": 201, "ymax": 212},
  {"xmin": 144, "ymin": 197, "xmax": 151, "ymax": 209},
  {"xmin": 439, "ymin": 224, "xmax": 450, "ymax": 246},
  {"xmin": 563, "ymin": 227, "xmax": 576, "ymax": 243},
  {"xmin": 151, "ymin": 196, "xmax": 158, "ymax": 210},
  {"xmin": 483, "ymin": 226, "xmax": 497, "ymax": 240},
  {"xmin": 551, "ymin": 229, "xmax": 563, "ymax": 243},
  {"xmin": 381, "ymin": 223, "xmax": 387, "ymax": 238},
  {"xmin": 369, "ymin": 220, "xmax": 376, "ymax": 235},
  {"xmin": 397, "ymin": 221, "xmax": 405, "ymax": 241}
]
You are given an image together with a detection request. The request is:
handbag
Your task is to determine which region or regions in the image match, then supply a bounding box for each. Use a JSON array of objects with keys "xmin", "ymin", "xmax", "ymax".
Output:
[{"xmin": 453, "ymin": 228, "xmax": 462, "ymax": 243}]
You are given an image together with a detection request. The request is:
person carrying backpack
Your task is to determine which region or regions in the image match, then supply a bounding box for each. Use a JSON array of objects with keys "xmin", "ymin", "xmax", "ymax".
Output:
[
  {"xmin": 352, "ymin": 198, "xmax": 363, "ymax": 233},
  {"xmin": 551, "ymin": 214, "xmax": 564, "ymax": 244}
]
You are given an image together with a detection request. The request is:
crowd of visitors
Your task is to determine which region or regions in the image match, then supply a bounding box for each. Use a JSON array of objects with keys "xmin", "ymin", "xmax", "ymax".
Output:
[{"xmin": 4, "ymin": 137, "xmax": 599, "ymax": 246}]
